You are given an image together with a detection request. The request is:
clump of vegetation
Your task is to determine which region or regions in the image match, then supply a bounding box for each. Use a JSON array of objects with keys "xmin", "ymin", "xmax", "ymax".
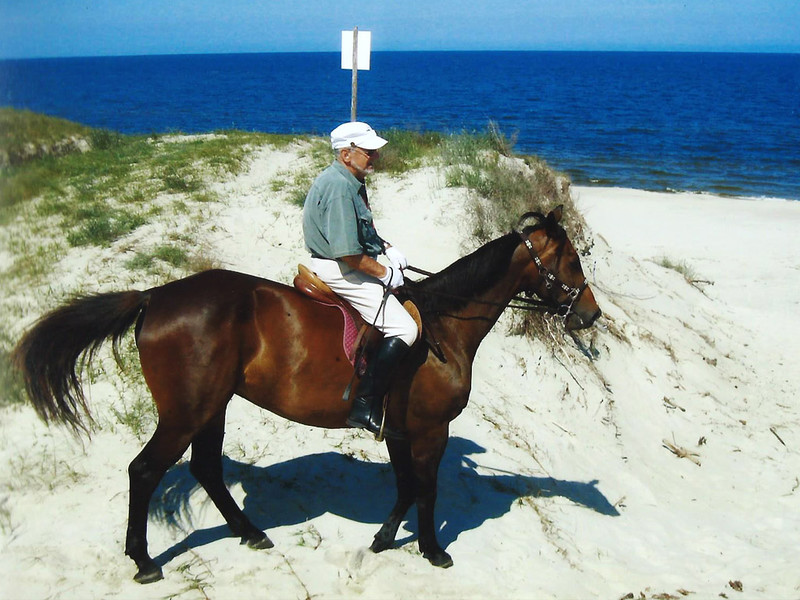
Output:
[
  {"xmin": 655, "ymin": 255, "xmax": 712, "ymax": 292},
  {"xmin": 125, "ymin": 243, "xmax": 218, "ymax": 276},
  {"xmin": 374, "ymin": 122, "xmax": 585, "ymax": 250},
  {"xmin": 441, "ymin": 122, "xmax": 582, "ymax": 245},
  {"xmin": 126, "ymin": 244, "xmax": 189, "ymax": 271},
  {"xmin": 0, "ymin": 108, "xmax": 93, "ymax": 167},
  {"xmin": 377, "ymin": 129, "xmax": 444, "ymax": 173},
  {"xmin": 0, "ymin": 333, "xmax": 26, "ymax": 407},
  {"xmin": 656, "ymin": 256, "xmax": 696, "ymax": 280},
  {"xmin": 64, "ymin": 202, "xmax": 148, "ymax": 247}
]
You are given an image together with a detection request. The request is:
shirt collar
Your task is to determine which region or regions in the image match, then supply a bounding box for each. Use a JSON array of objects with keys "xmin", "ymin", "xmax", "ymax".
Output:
[{"xmin": 331, "ymin": 159, "xmax": 364, "ymax": 194}]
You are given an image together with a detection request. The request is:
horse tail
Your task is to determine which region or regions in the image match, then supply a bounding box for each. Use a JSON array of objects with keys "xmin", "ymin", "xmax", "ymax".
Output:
[{"xmin": 12, "ymin": 290, "xmax": 150, "ymax": 435}]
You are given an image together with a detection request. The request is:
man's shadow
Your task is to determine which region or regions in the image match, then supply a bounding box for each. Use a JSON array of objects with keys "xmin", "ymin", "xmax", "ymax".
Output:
[{"xmin": 151, "ymin": 436, "xmax": 618, "ymax": 567}]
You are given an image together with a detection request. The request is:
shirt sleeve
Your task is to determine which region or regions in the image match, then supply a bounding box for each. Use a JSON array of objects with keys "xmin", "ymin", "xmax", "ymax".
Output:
[{"xmin": 325, "ymin": 187, "xmax": 363, "ymax": 258}]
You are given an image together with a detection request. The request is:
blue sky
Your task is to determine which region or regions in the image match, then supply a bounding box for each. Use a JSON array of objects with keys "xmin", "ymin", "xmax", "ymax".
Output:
[{"xmin": 1, "ymin": 0, "xmax": 798, "ymax": 59}]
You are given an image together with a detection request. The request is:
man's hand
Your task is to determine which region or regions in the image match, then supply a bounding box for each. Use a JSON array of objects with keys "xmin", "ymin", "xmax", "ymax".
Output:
[
  {"xmin": 340, "ymin": 253, "xmax": 404, "ymax": 289},
  {"xmin": 385, "ymin": 246, "xmax": 408, "ymax": 270},
  {"xmin": 379, "ymin": 266, "xmax": 404, "ymax": 289}
]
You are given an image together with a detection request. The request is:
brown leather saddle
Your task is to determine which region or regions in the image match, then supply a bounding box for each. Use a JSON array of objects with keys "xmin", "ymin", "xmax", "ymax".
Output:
[{"xmin": 292, "ymin": 264, "xmax": 424, "ymax": 367}]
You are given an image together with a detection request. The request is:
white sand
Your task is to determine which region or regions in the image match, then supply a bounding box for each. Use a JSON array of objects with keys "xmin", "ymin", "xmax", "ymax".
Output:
[{"xmin": 1, "ymin": 146, "xmax": 799, "ymax": 600}]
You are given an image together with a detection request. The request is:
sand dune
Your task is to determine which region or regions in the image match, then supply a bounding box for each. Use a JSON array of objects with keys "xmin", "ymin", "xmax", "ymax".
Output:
[{"xmin": 2, "ymin": 144, "xmax": 799, "ymax": 599}]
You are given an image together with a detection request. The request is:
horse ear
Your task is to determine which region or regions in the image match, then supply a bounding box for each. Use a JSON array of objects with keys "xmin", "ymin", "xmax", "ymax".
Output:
[
  {"xmin": 548, "ymin": 205, "xmax": 564, "ymax": 224},
  {"xmin": 516, "ymin": 211, "xmax": 546, "ymax": 231}
]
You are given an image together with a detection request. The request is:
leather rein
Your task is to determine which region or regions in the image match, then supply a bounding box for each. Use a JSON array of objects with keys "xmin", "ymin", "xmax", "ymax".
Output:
[{"xmin": 404, "ymin": 228, "xmax": 588, "ymax": 320}]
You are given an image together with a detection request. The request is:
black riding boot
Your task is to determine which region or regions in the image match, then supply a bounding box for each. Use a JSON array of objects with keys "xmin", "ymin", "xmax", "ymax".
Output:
[{"xmin": 347, "ymin": 337, "xmax": 410, "ymax": 440}]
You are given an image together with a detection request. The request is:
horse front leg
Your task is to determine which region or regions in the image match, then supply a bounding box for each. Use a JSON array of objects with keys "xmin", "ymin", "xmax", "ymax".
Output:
[
  {"xmin": 412, "ymin": 426, "xmax": 453, "ymax": 568},
  {"xmin": 371, "ymin": 438, "xmax": 416, "ymax": 553}
]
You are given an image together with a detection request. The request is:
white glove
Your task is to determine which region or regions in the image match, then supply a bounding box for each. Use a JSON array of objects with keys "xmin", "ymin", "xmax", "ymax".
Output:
[
  {"xmin": 384, "ymin": 246, "xmax": 408, "ymax": 270},
  {"xmin": 379, "ymin": 266, "xmax": 405, "ymax": 289}
]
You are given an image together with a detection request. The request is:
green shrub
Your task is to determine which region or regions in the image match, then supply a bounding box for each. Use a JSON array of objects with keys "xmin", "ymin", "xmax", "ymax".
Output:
[
  {"xmin": 126, "ymin": 244, "xmax": 188, "ymax": 271},
  {"xmin": 160, "ymin": 165, "xmax": 204, "ymax": 193},
  {"xmin": 89, "ymin": 128, "xmax": 124, "ymax": 151},
  {"xmin": 656, "ymin": 256, "xmax": 707, "ymax": 289}
]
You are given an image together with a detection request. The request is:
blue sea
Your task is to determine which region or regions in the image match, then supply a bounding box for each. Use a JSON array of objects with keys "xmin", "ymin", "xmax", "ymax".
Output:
[{"xmin": 1, "ymin": 51, "xmax": 799, "ymax": 199}]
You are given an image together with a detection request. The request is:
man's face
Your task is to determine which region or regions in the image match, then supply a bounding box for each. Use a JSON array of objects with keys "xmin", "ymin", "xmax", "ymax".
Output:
[{"xmin": 343, "ymin": 145, "xmax": 379, "ymax": 180}]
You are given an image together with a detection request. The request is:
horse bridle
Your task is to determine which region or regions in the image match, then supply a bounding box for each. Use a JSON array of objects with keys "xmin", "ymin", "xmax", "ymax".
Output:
[
  {"xmin": 517, "ymin": 229, "xmax": 589, "ymax": 320},
  {"xmin": 405, "ymin": 228, "xmax": 588, "ymax": 322}
]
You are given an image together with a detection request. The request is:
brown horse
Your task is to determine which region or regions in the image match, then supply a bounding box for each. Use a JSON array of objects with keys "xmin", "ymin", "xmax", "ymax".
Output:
[{"xmin": 13, "ymin": 206, "xmax": 600, "ymax": 583}]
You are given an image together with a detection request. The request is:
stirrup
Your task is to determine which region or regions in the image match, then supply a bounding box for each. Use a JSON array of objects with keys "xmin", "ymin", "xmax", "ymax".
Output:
[
  {"xmin": 346, "ymin": 396, "xmax": 405, "ymax": 441},
  {"xmin": 374, "ymin": 396, "xmax": 404, "ymax": 442}
]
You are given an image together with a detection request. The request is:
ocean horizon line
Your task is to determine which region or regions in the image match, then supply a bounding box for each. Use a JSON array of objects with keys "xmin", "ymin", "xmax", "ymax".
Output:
[{"xmin": 3, "ymin": 48, "xmax": 799, "ymax": 63}]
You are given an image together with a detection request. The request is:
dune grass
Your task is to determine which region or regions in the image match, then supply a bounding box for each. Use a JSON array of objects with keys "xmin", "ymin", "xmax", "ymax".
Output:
[
  {"xmin": 271, "ymin": 137, "xmax": 331, "ymax": 207},
  {"xmin": 0, "ymin": 109, "xmax": 297, "ymax": 221}
]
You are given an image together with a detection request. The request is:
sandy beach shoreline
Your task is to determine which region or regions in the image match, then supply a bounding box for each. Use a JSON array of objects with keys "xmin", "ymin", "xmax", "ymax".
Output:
[
  {"xmin": 574, "ymin": 185, "xmax": 800, "ymax": 350},
  {"xmin": 1, "ymin": 144, "xmax": 799, "ymax": 599}
]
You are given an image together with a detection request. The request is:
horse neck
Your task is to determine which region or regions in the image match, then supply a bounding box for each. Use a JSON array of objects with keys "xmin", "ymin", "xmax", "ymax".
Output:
[
  {"xmin": 457, "ymin": 256, "xmax": 526, "ymax": 355},
  {"xmin": 434, "ymin": 241, "xmax": 529, "ymax": 358}
]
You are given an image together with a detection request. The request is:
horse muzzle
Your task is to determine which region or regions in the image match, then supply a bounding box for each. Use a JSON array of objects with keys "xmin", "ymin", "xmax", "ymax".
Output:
[
  {"xmin": 562, "ymin": 283, "xmax": 601, "ymax": 331},
  {"xmin": 565, "ymin": 307, "xmax": 602, "ymax": 331}
]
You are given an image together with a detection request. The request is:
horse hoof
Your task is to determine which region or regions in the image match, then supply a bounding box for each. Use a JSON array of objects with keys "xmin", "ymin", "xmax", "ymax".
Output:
[
  {"xmin": 133, "ymin": 564, "xmax": 164, "ymax": 584},
  {"xmin": 243, "ymin": 532, "xmax": 274, "ymax": 550},
  {"xmin": 370, "ymin": 536, "xmax": 393, "ymax": 554},
  {"xmin": 423, "ymin": 549, "xmax": 454, "ymax": 568}
]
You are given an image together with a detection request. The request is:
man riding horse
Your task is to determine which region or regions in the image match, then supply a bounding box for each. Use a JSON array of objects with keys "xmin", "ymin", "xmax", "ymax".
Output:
[
  {"xmin": 301, "ymin": 122, "xmax": 417, "ymax": 440},
  {"xmin": 13, "ymin": 123, "xmax": 602, "ymax": 581}
]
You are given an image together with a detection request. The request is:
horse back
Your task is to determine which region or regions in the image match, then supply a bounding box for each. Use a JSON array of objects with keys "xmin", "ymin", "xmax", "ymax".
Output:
[{"xmin": 136, "ymin": 269, "xmax": 356, "ymax": 428}]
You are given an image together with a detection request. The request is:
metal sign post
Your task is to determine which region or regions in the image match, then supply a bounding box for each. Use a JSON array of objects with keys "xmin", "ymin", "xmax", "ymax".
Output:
[
  {"xmin": 351, "ymin": 27, "xmax": 358, "ymax": 121},
  {"xmin": 341, "ymin": 28, "xmax": 372, "ymax": 122}
]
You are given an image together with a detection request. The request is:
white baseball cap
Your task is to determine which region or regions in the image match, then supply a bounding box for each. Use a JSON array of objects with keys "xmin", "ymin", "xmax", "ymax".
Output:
[{"xmin": 330, "ymin": 121, "xmax": 388, "ymax": 150}]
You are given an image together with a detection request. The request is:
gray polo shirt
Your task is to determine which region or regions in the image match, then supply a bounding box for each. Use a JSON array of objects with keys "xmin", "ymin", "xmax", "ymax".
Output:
[{"xmin": 302, "ymin": 160, "xmax": 385, "ymax": 259}]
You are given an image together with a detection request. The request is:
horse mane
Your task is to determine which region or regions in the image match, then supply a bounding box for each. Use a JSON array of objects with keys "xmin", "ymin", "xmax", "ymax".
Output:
[{"xmin": 406, "ymin": 232, "xmax": 523, "ymax": 314}]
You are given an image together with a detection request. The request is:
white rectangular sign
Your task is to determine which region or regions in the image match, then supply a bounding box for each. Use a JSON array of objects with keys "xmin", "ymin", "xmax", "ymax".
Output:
[{"xmin": 341, "ymin": 30, "xmax": 371, "ymax": 71}]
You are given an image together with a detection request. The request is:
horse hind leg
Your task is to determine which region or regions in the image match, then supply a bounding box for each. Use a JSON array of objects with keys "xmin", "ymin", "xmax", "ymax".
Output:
[
  {"xmin": 125, "ymin": 424, "xmax": 195, "ymax": 584},
  {"xmin": 189, "ymin": 412, "xmax": 273, "ymax": 550}
]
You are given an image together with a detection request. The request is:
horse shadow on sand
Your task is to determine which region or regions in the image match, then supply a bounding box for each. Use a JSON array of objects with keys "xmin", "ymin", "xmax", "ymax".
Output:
[{"xmin": 151, "ymin": 436, "xmax": 618, "ymax": 567}]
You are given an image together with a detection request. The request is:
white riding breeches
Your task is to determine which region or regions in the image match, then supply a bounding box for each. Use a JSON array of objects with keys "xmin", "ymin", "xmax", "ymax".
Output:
[{"xmin": 310, "ymin": 257, "xmax": 419, "ymax": 347}]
